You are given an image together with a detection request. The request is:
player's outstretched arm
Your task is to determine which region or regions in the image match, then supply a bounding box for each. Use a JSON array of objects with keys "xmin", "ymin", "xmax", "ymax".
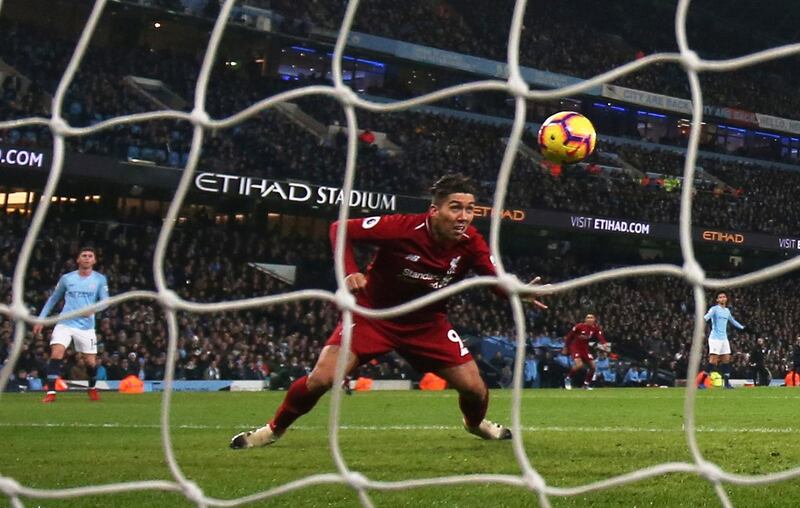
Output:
[
  {"xmin": 704, "ymin": 307, "xmax": 714, "ymax": 321},
  {"xmin": 522, "ymin": 276, "xmax": 548, "ymax": 309},
  {"xmin": 344, "ymin": 273, "xmax": 367, "ymax": 294},
  {"xmin": 470, "ymin": 234, "xmax": 549, "ymax": 309},
  {"xmin": 563, "ymin": 327, "xmax": 575, "ymax": 355},
  {"xmin": 596, "ymin": 326, "xmax": 608, "ymax": 345},
  {"xmin": 730, "ymin": 314, "xmax": 745, "ymax": 330}
]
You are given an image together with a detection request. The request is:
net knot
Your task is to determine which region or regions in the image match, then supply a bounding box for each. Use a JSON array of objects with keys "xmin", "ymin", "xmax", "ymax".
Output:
[
  {"xmin": 344, "ymin": 471, "xmax": 368, "ymax": 490},
  {"xmin": 0, "ymin": 476, "xmax": 20, "ymax": 495},
  {"xmin": 681, "ymin": 50, "xmax": 702, "ymax": 71},
  {"xmin": 50, "ymin": 117, "xmax": 70, "ymax": 138},
  {"xmin": 522, "ymin": 470, "xmax": 546, "ymax": 492},
  {"xmin": 9, "ymin": 301, "xmax": 28, "ymax": 322},
  {"xmin": 190, "ymin": 109, "xmax": 210, "ymax": 127},
  {"xmin": 181, "ymin": 480, "xmax": 205, "ymax": 504},
  {"xmin": 336, "ymin": 86, "xmax": 359, "ymax": 107},
  {"xmin": 697, "ymin": 460, "xmax": 723, "ymax": 482},
  {"xmin": 682, "ymin": 260, "xmax": 705, "ymax": 286},
  {"xmin": 507, "ymin": 75, "xmax": 530, "ymax": 97},
  {"xmin": 496, "ymin": 272, "xmax": 521, "ymax": 294},
  {"xmin": 334, "ymin": 288, "xmax": 357, "ymax": 312},
  {"xmin": 159, "ymin": 289, "xmax": 182, "ymax": 310}
]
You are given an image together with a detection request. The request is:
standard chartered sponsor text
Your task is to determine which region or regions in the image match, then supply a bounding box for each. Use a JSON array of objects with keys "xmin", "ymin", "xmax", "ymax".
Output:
[
  {"xmin": 0, "ymin": 148, "xmax": 45, "ymax": 168},
  {"xmin": 570, "ymin": 216, "xmax": 651, "ymax": 235}
]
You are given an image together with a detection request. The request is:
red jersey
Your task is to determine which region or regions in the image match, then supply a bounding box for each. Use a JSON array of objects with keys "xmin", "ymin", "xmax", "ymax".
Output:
[
  {"xmin": 564, "ymin": 323, "xmax": 607, "ymax": 354},
  {"xmin": 329, "ymin": 213, "xmax": 496, "ymax": 323}
]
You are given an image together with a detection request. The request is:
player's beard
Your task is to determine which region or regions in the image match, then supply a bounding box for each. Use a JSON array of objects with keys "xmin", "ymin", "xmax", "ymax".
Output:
[
  {"xmin": 453, "ymin": 221, "xmax": 467, "ymax": 238},
  {"xmin": 432, "ymin": 216, "xmax": 468, "ymax": 242}
]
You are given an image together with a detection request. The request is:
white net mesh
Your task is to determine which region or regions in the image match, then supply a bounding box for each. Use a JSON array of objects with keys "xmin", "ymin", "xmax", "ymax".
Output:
[{"xmin": 3, "ymin": 0, "xmax": 800, "ymax": 506}]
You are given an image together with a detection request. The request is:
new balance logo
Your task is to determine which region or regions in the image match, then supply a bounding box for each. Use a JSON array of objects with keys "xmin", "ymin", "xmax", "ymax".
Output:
[{"xmin": 405, "ymin": 254, "xmax": 421, "ymax": 262}]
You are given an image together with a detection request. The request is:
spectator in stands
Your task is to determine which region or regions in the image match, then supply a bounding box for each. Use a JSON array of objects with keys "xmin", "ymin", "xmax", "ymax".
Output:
[
  {"xmin": 623, "ymin": 364, "xmax": 646, "ymax": 387},
  {"xmin": 593, "ymin": 350, "xmax": 615, "ymax": 387},
  {"xmin": 204, "ymin": 359, "xmax": 221, "ymax": 380},
  {"xmin": 792, "ymin": 338, "xmax": 800, "ymax": 376},
  {"xmin": 523, "ymin": 351, "xmax": 537, "ymax": 388},
  {"xmin": 750, "ymin": 337, "xmax": 771, "ymax": 386},
  {"xmin": 13, "ymin": 369, "xmax": 30, "ymax": 392},
  {"xmin": 91, "ymin": 360, "xmax": 107, "ymax": 384},
  {"xmin": 27, "ymin": 368, "xmax": 43, "ymax": 391},
  {"xmin": 69, "ymin": 357, "xmax": 88, "ymax": 382}
]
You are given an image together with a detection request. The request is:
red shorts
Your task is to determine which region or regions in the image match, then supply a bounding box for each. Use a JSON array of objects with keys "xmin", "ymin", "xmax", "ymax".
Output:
[
  {"xmin": 570, "ymin": 348, "xmax": 594, "ymax": 363},
  {"xmin": 326, "ymin": 313, "xmax": 473, "ymax": 373}
]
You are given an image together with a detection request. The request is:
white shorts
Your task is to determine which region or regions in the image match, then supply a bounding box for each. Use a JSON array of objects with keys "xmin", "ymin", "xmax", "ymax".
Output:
[
  {"xmin": 708, "ymin": 338, "xmax": 731, "ymax": 355},
  {"xmin": 51, "ymin": 324, "xmax": 98, "ymax": 354}
]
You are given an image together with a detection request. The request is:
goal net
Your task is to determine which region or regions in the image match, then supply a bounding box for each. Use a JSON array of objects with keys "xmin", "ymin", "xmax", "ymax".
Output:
[{"xmin": 2, "ymin": 0, "xmax": 800, "ymax": 507}]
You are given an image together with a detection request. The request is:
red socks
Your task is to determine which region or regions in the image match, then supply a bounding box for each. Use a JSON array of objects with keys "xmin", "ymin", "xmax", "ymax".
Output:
[
  {"xmin": 459, "ymin": 391, "xmax": 489, "ymax": 428},
  {"xmin": 584, "ymin": 368, "xmax": 595, "ymax": 386},
  {"xmin": 269, "ymin": 376, "xmax": 325, "ymax": 433}
]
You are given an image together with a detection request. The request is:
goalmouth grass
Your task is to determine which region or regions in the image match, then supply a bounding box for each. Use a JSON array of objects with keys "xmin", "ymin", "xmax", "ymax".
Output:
[{"xmin": 1, "ymin": 388, "xmax": 799, "ymax": 507}]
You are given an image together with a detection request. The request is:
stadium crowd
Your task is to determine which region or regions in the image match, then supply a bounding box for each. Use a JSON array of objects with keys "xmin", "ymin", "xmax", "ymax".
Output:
[
  {"xmin": 6, "ymin": 16, "xmax": 800, "ymax": 238},
  {"xmin": 4, "ymin": 2, "xmax": 800, "ymax": 389},
  {"xmin": 2, "ymin": 207, "xmax": 800, "ymax": 392},
  {"xmin": 251, "ymin": 0, "xmax": 800, "ymax": 120}
]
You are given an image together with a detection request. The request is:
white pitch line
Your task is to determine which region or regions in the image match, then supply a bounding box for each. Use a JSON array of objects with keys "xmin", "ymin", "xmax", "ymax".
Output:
[
  {"xmin": 0, "ymin": 422, "xmax": 797, "ymax": 434},
  {"xmin": 399, "ymin": 392, "xmax": 800, "ymax": 400}
]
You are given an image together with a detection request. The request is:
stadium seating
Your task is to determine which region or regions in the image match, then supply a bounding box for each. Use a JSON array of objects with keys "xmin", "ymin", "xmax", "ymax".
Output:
[
  {"xmin": 5, "ymin": 18, "xmax": 800, "ymax": 237},
  {"xmin": 264, "ymin": 0, "xmax": 800, "ymax": 120},
  {"xmin": 2, "ymin": 5, "xmax": 800, "ymax": 388}
]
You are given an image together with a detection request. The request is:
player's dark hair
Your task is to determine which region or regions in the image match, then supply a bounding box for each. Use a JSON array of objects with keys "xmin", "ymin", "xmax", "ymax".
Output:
[
  {"xmin": 716, "ymin": 291, "xmax": 728, "ymax": 300},
  {"xmin": 430, "ymin": 173, "xmax": 477, "ymax": 205},
  {"xmin": 77, "ymin": 246, "xmax": 96, "ymax": 256}
]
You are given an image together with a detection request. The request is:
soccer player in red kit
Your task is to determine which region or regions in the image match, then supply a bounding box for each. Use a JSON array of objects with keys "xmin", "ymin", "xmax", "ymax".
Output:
[
  {"xmin": 231, "ymin": 173, "xmax": 546, "ymax": 448},
  {"xmin": 562, "ymin": 314, "xmax": 608, "ymax": 390}
]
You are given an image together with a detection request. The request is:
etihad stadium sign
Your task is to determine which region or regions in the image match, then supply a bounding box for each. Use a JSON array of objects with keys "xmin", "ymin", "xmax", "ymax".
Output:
[{"xmin": 194, "ymin": 172, "xmax": 397, "ymax": 211}]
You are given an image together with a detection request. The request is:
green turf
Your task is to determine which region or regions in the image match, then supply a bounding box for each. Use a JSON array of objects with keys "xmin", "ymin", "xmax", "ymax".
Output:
[{"xmin": 2, "ymin": 388, "xmax": 800, "ymax": 507}]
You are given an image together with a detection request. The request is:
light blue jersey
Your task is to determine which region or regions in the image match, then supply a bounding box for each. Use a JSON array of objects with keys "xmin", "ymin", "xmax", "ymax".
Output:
[
  {"xmin": 39, "ymin": 270, "xmax": 109, "ymax": 330},
  {"xmin": 704, "ymin": 305, "xmax": 744, "ymax": 340}
]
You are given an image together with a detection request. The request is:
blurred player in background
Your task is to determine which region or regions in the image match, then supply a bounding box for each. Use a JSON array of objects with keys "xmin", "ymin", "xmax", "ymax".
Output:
[
  {"xmin": 792, "ymin": 337, "xmax": 800, "ymax": 379},
  {"xmin": 231, "ymin": 173, "xmax": 547, "ymax": 449},
  {"xmin": 33, "ymin": 247, "xmax": 109, "ymax": 402},
  {"xmin": 750, "ymin": 337, "xmax": 770, "ymax": 387},
  {"xmin": 562, "ymin": 313, "xmax": 608, "ymax": 390},
  {"xmin": 698, "ymin": 291, "xmax": 744, "ymax": 389}
]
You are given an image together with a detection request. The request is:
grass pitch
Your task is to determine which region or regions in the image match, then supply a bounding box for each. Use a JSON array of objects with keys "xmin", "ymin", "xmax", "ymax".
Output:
[{"xmin": 2, "ymin": 388, "xmax": 800, "ymax": 507}]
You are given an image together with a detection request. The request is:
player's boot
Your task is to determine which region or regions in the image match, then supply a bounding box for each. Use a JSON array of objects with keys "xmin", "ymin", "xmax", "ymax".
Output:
[
  {"xmin": 230, "ymin": 424, "xmax": 281, "ymax": 449},
  {"xmin": 582, "ymin": 384, "xmax": 594, "ymax": 390},
  {"xmin": 88, "ymin": 388, "xmax": 100, "ymax": 401},
  {"xmin": 564, "ymin": 376, "xmax": 572, "ymax": 390},
  {"xmin": 42, "ymin": 391, "xmax": 56, "ymax": 403},
  {"xmin": 464, "ymin": 419, "xmax": 512, "ymax": 440}
]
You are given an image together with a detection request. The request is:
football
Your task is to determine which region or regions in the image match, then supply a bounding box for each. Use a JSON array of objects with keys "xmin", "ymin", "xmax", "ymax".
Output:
[{"xmin": 537, "ymin": 111, "xmax": 597, "ymax": 164}]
